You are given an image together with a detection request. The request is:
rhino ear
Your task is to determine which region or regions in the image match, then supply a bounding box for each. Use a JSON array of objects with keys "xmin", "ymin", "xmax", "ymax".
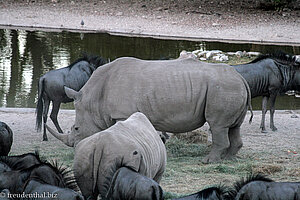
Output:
[{"xmin": 64, "ymin": 86, "xmax": 82, "ymax": 101}]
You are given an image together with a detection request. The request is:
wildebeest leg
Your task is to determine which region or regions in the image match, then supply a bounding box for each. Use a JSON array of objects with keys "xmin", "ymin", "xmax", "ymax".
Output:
[
  {"xmin": 42, "ymin": 98, "xmax": 50, "ymax": 141},
  {"xmin": 260, "ymin": 96, "xmax": 269, "ymax": 133},
  {"xmin": 50, "ymin": 101, "xmax": 63, "ymax": 133},
  {"xmin": 224, "ymin": 126, "xmax": 243, "ymax": 160},
  {"xmin": 269, "ymin": 95, "xmax": 278, "ymax": 131},
  {"xmin": 202, "ymin": 126, "xmax": 229, "ymax": 163}
]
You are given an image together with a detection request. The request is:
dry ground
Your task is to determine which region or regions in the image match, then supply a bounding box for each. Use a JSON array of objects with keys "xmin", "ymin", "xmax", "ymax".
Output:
[
  {"xmin": 0, "ymin": 107, "xmax": 299, "ymax": 196},
  {"xmin": 0, "ymin": 0, "xmax": 299, "ymax": 44}
]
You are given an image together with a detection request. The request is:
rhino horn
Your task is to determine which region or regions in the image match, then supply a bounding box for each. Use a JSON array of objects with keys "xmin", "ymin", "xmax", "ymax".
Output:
[
  {"xmin": 64, "ymin": 86, "xmax": 82, "ymax": 101},
  {"xmin": 45, "ymin": 124, "xmax": 74, "ymax": 147}
]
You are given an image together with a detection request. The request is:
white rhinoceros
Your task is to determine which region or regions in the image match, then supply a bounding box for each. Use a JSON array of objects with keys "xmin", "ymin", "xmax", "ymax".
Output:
[
  {"xmin": 71, "ymin": 112, "xmax": 167, "ymax": 200},
  {"xmin": 46, "ymin": 57, "xmax": 252, "ymax": 163}
]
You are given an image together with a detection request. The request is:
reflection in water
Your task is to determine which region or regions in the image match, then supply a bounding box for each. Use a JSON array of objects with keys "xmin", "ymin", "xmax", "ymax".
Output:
[{"xmin": 0, "ymin": 28, "xmax": 299, "ymax": 110}]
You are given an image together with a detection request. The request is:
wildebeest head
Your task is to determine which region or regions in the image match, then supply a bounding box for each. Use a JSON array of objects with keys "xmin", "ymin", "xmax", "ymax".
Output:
[
  {"xmin": 106, "ymin": 167, "xmax": 164, "ymax": 200},
  {"xmin": 0, "ymin": 121, "xmax": 13, "ymax": 156},
  {"xmin": 172, "ymin": 185, "xmax": 231, "ymax": 200},
  {"xmin": 46, "ymin": 86, "xmax": 101, "ymax": 147},
  {"xmin": 0, "ymin": 151, "xmax": 42, "ymax": 170}
]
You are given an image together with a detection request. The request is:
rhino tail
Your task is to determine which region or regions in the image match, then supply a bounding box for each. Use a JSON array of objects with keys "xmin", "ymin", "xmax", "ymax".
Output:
[{"xmin": 35, "ymin": 77, "xmax": 44, "ymax": 132}]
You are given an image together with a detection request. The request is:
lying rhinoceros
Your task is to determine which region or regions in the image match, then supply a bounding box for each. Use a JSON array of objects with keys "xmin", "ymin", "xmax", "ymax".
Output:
[
  {"xmin": 71, "ymin": 112, "xmax": 167, "ymax": 200},
  {"xmin": 47, "ymin": 57, "xmax": 252, "ymax": 163},
  {"xmin": 106, "ymin": 167, "xmax": 164, "ymax": 200}
]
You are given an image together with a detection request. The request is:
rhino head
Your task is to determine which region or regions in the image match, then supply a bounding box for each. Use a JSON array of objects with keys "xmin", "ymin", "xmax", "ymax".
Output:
[{"xmin": 46, "ymin": 86, "xmax": 100, "ymax": 147}]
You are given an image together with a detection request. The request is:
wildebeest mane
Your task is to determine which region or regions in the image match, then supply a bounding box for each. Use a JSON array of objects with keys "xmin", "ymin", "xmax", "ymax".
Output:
[
  {"xmin": 228, "ymin": 173, "xmax": 274, "ymax": 198},
  {"xmin": 46, "ymin": 160, "xmax": 79, "ymax": 191},
  {"xmin": 67, "ymin": 53, "xmax": 107, "ymax": 70},
  {"xmin": 249, "ymin": 51, "xmax": 300, "ymax": 67},
  {"xmin": 0, "ymin": 150, "xmax": 42, "ymax": 170},
  {"xmin": 19, "ymin": 159, "xmax": 78, "ymax": 191},
  {"xmin": 195, "ymin": 185, "xmax": 230, "ymax": 199}
]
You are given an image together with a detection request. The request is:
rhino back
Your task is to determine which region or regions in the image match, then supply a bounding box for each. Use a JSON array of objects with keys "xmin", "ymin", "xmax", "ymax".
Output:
[
  {"xmin": 79, "ymin": 57, "xmax": 248, "ymax": 132},
  {"xmin": 74, "ymin": 112, "xmax": 166, "ymax": 198}
]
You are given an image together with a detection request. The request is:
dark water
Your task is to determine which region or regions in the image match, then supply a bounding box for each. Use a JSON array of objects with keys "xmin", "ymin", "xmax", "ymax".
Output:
[{"xmin": 0, "ymin": 28, "xmax": 299, "ymax": 110}]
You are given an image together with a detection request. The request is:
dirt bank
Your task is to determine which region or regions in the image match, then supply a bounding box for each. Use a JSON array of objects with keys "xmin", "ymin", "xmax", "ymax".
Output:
[{"xmin": 0, "ymin": 0, "xmax": 299, "ymax": 45}]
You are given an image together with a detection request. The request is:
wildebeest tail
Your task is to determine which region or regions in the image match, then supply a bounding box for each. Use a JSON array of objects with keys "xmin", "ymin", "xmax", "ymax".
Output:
[
  {"xmin": 35, "ymin": 77, "xmax": 44, "ymax": 132},
  {"xmin": 241, "ymin": 76, "xmax": 253, "ymax": 124}
]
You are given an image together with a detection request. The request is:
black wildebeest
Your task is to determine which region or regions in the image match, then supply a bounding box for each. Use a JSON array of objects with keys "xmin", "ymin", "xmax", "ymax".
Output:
[
  {"xmin": 172, "ymin": 185, "xmax": 230, "ymax": 200},
  {"xmin": 0, "ymin": 151, "xmax": 42, "ymax": 170},
  {"xmin": 0, "ymin": 121, "xmax": 13, "ymax": 156},
  {"xmin": 231, "ymin": 174, "xmax": 300, "ymax": 200},
  {"xmin": 106, "ymin": 167, "xmax": 164, "ymax": 200},
  {"xmin": 233, "ymin": 52, "xmax": 300, "ymax": 133},
  {"xmin": 22, "ymin": 180, "xmax": 84, "ymax": 200},
  {"xmin": 36, "ymin": 54, "xmax": 107, "ymax": 141},
  {"xmin": 0, "ymin": 155, "xmax": 82, "ymax": 199}
]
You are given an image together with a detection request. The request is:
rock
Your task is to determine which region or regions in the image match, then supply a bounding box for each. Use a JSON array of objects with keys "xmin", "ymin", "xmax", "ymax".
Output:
[
  {"xmin": 246, "ymin": 52, "xmax": 261, "ymax": 57},
  {"xmin": 291, "ymin": 114, "xmax": 298, "ymax": 118},
  {"xmin": 179, "ymin": 50, "xmax": 197, "ymax": 59},
  {"xmin": 236, "ymin": 51, "xmax": 243, "ymax": 57}
]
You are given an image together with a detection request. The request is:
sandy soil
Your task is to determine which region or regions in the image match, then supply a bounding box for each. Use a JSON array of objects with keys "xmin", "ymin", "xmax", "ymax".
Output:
[
  {"xmin": 0, "ymin": 0, "xmax": 299, "ymax": 45},
  {"xmin": 0, "ymin": 107, "xmax": 299, "ymax": 194},
  {"xmin": 1, "ymin": 107, "xmax": 299, "ymax": 169}
]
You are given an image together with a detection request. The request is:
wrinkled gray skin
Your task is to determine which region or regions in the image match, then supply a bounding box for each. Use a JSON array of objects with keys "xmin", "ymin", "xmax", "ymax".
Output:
[
  {"xmin": 71, "ymin": 112, "xmax": 166, "ymax": 200},
  {"xmin": 233, "ymin": 53, "xmax": 300, "ymax": 133},
  {"xmin": 22, "ymin": 180, "xmax": 84, "ymax": 200},
  {"xmin": 0, "ymin": 121, "xmax": 13, "ymax": 156},
  {"xmin": 105, "ymin": 167, "xmax": 164, "ymax": 200},
  {"xmin": 47, "ymin": 57, "xmax": 252, "ymax": 163},
  {"xmin": 235, "ymin": 181, "xmax": 300, "ymax": 200}
]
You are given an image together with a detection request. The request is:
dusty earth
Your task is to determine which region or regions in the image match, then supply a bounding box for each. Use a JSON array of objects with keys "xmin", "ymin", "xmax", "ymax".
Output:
[
  {"xmin": 0, "ymin": 107, "xmax": 299, "ymax": 194},
  {"xmin": 0, "ymin": 0, "xmax": 299, "ymax": 45}
]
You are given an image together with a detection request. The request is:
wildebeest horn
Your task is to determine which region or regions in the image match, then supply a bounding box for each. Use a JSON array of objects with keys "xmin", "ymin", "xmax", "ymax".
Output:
[
  {"xmin": 45, "ymin": 124, "xmax": 74, "ymax": 147},
  {"xmin": 64, "ymin": 86, "xmax": 82, "ymax": 101}
]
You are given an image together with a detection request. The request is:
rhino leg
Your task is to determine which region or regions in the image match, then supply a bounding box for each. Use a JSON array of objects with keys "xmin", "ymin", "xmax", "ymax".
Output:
[
  {"xmin": 202, "ymin": 127, "xmax": 229, "ymax": 164},
  {"xmin": 224, "ymin": 126, "xmax": 243, "ymax": 160}
]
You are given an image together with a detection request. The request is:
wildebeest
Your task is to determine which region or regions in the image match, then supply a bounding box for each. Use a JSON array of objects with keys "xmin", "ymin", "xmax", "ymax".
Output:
[
  {"xmin": 0, "ymin": 121, "xmax": 13, "ymax": 156},
  {"xmin": 106, "ymin": 167, "xmax": 164, "ymax": 200},
  {"xmin": 47, "ymin": 57, "xmax": 252, "ymax": 163},
  {"xmin": 0, "ymin": 156, "xmax": 81, "ymax": 200},
  {"xmin": 68, "ymin": 112, "xmax": 166, "ymax": 200},
  {"xmin": 0, "ymin": 151, "xmax": 42, "ymax": 170},
  {"xmin": 232, "ymin": 174, "xmax": 300, "ymax": 200},
  {"xmin": 36, "ymin": 54, "xmax": 107, "ymax": 141},
  {"xmin": 22, "ymin": 180, "xmax": 84, "ymax": 200},
  {"xmin": 172, "ymin": 186, "xmax": 230, "ymax": 200},
  {"xmin": 232, "ymin": 52, "xmax": 300, "ymax": 133}
]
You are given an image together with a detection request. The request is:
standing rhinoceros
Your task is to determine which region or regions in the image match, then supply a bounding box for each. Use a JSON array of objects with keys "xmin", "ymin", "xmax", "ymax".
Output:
[
  {"xmin": 47, "ymin": 57, "xmax": 252, "ymax": 163},
  {"xmin": 70, "ymin": 112, "xmax": 166, "ymax": 200}
]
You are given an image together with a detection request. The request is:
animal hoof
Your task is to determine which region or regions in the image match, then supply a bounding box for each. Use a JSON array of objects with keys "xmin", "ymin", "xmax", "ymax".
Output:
[
  {"xmin": 271, "ymin": 127, "xmax": 278, "ymax": 132},
  {"xmin": 43, "ymin": 138, "xmax": 48, "ymax": 141}
]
